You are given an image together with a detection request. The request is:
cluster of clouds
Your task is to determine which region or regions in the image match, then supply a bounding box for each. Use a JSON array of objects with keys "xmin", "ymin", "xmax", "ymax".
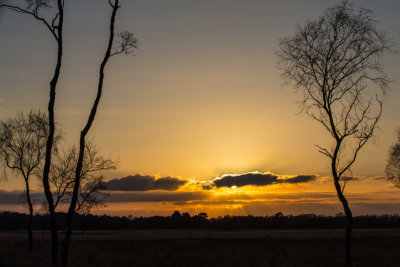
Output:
[
  {"xmin": 0, "ymin": 171, "xmax": 319, "ymax": 205},
  {"xmin": 208, "ymin": 172, "xmax": 316, "ymax": 189},
  {"xmin": 103, "ymin": 172, "xmax": 317, "ymax": 192},
  {"xmin": 0, "ymin": 174, "xmax": 396, "ymax": 214},
  {"xmin": 104, "ymin": 175, "xmax": 187, "ymax": 191}
]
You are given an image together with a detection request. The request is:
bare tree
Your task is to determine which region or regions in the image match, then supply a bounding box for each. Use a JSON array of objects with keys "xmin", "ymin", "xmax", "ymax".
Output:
[
  {"xmin": 0, "ymin": 110, "xmax": 58, "ymax": 251},
  {"xmin": 49, "ymin": 139, "xmax": 117, "ymax": 213},
  {"xmin": 1, "ymin": 1, "xmax": 64, "ymax": 264},
  {"xmin": 386, "ymin": 129, "xmax": 400, "ymax": 189},
  {"xmin": 276, "ymin": 1, "xmax": 392, "ymax": 266},
  {"xmin": 61, "ymin": 1, "xmax": 137, "ymax": 266}
]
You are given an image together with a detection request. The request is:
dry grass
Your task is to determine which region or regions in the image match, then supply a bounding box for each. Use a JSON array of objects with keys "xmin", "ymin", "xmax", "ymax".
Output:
[{"xmin": 0, "ymin": 229, "xmax": 399, "ymax": 266}]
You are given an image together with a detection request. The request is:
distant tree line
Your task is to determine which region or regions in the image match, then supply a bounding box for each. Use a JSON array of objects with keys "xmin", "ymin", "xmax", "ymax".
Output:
[{"xmin": 1, "ymin": 211, "xmax": 399, "ymax": 232}]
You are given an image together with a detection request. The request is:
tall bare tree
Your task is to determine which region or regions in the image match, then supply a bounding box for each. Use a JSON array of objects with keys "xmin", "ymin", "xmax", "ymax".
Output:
[
  {"xmin": 1, "ymin": 1, "xmax": 64, "ymax": 264},
  {"xmin": 2, "ymin": 1, "xmax": 136, "ymax": 265},
  {"xmin": 0, "ymin": 111, "xmax": 60, "ymax": 251},
  {"xmin": 61, "ymin": 1, "xmax": 137, "ymax": 266},
  {"xmin": 386, "ymin": 129, "xmax": 400, "ymax": 189},
  {"xmin": 276, "ymin": 1, "xmax": 392, "ymax": 266}
]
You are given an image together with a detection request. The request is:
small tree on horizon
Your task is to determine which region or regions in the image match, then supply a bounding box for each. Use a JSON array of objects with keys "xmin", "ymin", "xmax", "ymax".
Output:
[
  {"xmin": 276, "ymin": 1, "xmax": 393, "ymax": 266},
  {"xmin": 0, "ymin": 110, "xmax": 61, "ymax": 251}
]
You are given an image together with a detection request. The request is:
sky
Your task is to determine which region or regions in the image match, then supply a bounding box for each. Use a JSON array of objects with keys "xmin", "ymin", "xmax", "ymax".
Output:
[{"xmin": 0, "ymin": 0, "xmax": 400, "ymax": 217}]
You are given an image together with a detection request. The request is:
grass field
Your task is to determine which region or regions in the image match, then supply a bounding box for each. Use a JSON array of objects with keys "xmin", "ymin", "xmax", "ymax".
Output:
[{"xmin": 1, "ymin": 229, "xmax": 399, "ymax": 266}]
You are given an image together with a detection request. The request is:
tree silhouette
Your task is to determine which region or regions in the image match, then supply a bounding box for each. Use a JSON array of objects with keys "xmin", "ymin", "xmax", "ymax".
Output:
[
  {"xmin": 1, "ymin": 1, "xmax": 137, "ymax": 265},
  {"xmin": 276, "ymin": 1, "xmax": 392, "ymax": 266},
  {"xmin": 49, "ymin": 138, "xmax": 117, "ymax": 213},
  {"xmin": 386, "ymin": 129, "xmax": 400, "ymax": 189},
  {"xmin": 1, "ymin": 1, "xmax": 64, "ymax": 264},
  {"xmin": 61, "ymin": 1, "xmax": 137, "ymax": 266},
  {"xmin": 47, "ymin": 138, "xmax": 117, "ymax": 237},
  {"xmin": 0, "ymin": 110, "xmax": 60, "ymax": 251}
]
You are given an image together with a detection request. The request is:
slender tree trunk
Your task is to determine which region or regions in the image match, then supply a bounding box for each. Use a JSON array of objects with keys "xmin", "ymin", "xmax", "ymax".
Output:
[
  {"xmin": 345, "ymin": 210, "xmax": 353, "ymax": 267},
  {"xmin": 42, "ymin": 1, "xmax": 64, "ymax": 265},
  {"xmin": 334, "ymin": 178, "xmax": 353, "ymax": 267},
  {"xmin": 329, "ymin": 135, "xmax": 353, "ymax": 267},
  {"xmin": 61, "ymin": 2, "xmax": 119, "ymax": 266},
  {"xmin": 332, "ymin": 147, "xmax": 353, "ymax": 267},
  {"xmin": 24, "ymin": 179, "xmax": 34, "ymax": 251}
]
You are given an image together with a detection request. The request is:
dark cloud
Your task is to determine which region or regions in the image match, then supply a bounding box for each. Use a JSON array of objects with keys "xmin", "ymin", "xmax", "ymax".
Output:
[
  {"xmin": 212, "ymin": 173, "xmax": 315, "ymax": 188},
  {"xmin": 104, "ymin": 175, "xmax": 187, "ymax": 191},
  {"xmin": 0, "ymin": 189, "xmax": 208, "ymax": 204},
  {"xmin": 201, "ymin": 183, "xmax": 215, "ymax": 190},
  {"xmin": 153, "ymin": 177, "xmax": 187, "ymax": 191},
  {"xmin": 213, "ymin": 173, "xmax": 278, "ymax": 188},
  {"xmin": 105, "ymin": 175, "xmax": 153, "ymax": 191},
  {"xmin": 0, "ymin": 190, "xmax": 44, "ymax": 204},
  {"xmin": 284, "ymin": 175, "xmax": 316, "ymax": 184},
  {"xmin": 106, "ymin": 191, "xmax": 208, "ymax": 203},
  {"xmin": 0, "ymin": 190, "xmax": 21, "ymax": 204}
]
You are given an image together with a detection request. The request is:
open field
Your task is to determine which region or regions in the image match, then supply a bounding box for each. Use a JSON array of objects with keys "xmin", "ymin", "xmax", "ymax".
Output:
[{"xmin": 1, "ymin": 229, "xmax": 400, "ymax": 266}]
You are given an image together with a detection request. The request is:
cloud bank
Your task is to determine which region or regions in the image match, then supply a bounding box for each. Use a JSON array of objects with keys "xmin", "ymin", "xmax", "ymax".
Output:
[
  {"xmin": 104, "ymin": 174, "xmax": 187, "ymax": 191},
  {"xmin": 0, "ymin": 172, "xmax": 317, "ymax": 207},
  {"xmin": 211, "ymin": 172, "xmax": 316, "ymax": 188},
  {"xmin": 0, "ymin": 190, "xmax": 44, "ymax": 204},
  {"xmin": 107, "ymin": 191, "xmax": 209, "ymax": 203}
]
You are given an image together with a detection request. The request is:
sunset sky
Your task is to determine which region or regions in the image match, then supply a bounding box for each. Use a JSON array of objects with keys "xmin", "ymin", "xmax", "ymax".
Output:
[{"xmin": 0, "ymin": 0, "xmax": 400, "ymax": 217}]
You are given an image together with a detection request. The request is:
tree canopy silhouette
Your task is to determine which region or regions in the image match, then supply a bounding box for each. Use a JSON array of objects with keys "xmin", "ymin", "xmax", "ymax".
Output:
[
  {"xmin": 276, "ymin": 1, "xmax": 393, "ymax": 266},
  {"xmin": 0, "ymin": 110, "xmax": 60, "ymax": 251},
  {"xmin": 49, "ymin": 138, "xmax": 118, "ymax": 213}
]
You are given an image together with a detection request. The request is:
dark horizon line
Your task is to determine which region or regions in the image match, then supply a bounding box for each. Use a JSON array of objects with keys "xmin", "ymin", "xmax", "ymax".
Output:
[{"xmin": 1, "ymin": 210, "xmax": 400, "ymax": 232}]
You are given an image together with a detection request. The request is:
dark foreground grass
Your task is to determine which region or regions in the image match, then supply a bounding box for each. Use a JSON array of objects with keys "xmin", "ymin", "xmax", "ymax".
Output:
[{"xmin": 0, "ymin": 230, "xmax": 399, "ymax": 266}]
